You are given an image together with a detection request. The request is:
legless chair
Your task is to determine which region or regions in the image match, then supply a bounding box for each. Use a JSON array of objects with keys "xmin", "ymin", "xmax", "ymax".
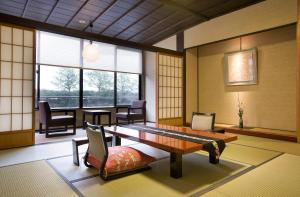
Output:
[
  {"xmin": 191, "ymin": 112, "xmax": 225, "ymax": 133},
  {"xmin": 84, "ymin": 123, "xmax": 155, "ymax": 180}
]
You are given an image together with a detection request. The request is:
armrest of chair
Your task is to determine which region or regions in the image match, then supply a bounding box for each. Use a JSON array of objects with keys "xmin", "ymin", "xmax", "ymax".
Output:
[
  {"xmin": 128, "ymin": 107, "xmax": 144, "ymax": 114},
  {"xmin": 51, "ymin": 108, "xmax": 76, "ymax": 118}
]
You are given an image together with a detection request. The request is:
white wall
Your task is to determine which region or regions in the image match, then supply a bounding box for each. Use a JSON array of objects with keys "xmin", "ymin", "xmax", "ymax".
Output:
[
  {"xmin": 184, "ymin": 0, "xmax": 297, "ymax": 48},
  {"xmin": 144, "ymin": 51, "xmax": 157, "ymax": 122},
  {"xmin": 153, "ymin": 35, "xmax": 177, "ymax": 50}
]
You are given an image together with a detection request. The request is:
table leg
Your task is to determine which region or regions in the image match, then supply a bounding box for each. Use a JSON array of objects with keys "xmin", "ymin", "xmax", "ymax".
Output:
[
  {"xmin": 82, "ymin": 113, "xmax": 86, "ymax": 128},
  {"xmin": 108, "ymin": 113, "xmax": 111, "ymax": 127},
  {"xmin": 92, "ymin": 114, "xmax": 96, "ymax": 125},
  {"xmin": 170, "ymin": 152, "xmax": 182, "ymax": 178}
]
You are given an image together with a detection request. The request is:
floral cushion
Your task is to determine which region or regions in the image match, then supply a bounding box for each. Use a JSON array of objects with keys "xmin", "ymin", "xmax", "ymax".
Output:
[{"xmin": 86, "ymin": 146, "xmax": 155, "ymax": 178}]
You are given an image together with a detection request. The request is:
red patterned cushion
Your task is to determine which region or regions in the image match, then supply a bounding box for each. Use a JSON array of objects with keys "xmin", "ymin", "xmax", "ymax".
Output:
[{"xmin": 87, "ymin": 146, "xmax": 155, "ymax": 177}]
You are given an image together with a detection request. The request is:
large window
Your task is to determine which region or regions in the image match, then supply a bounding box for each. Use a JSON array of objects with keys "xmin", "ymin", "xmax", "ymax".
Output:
[
  {"xmin": 39, "ymin": 66, "xmax": 80, "ymax": 108},
  {"xmin": 39, "ymin": 31, "xmax": 81, "ymax": 67},
  {"xmin": 83, "ymin": 70, "xmax": 114, "ymax": 107},
  {"xmin": 116, "ymin": 48, "xmax": 142, "ymax": 73},
  {"xmin": 117, "ymin": 73, "xmax": 139, "ymax": 105},
  {"xmin": 36, "ymin": 31, "xmax": 142, "ymax": 108}
]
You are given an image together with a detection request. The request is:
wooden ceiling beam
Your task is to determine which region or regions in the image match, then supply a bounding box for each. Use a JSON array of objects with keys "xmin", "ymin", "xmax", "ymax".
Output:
[
  {"xmin": 99, "ymin": 0, "xmax": 145, "ymax": 34},
  {"xmin": 148, "ymin": 18, "xmax": 201, "ymax": 45},
  {"xmin": 82, "ymin": 0, "xmax": 119, "ymax": 31},
  {"xmin": 160, "ymin": 0, "xmax": 209, "ymax": 21},
  {"xmin": 0, "ymin": 12, "xmax": 182, "ymax": 55},
  {"xmin": 127, "ymin": 11, "xmax": 178, "ymax": 41},
  {"xmin": 142, "ymin": 15, "xmax": 194, "ymax": 44},
  {"xmin": 65, "ymin": 0, "xmax": 89, "ymax": 27},
  {"xmin": 113, "ymin": 4, "xmax": 163, "ymax": 38},
  {"xmin": 22, "ymin": 0, "xmax": 30, "ymax": 17},
  {"xmin": 45, "ymin": 0, "xmax": 60, "ymax": 23}
]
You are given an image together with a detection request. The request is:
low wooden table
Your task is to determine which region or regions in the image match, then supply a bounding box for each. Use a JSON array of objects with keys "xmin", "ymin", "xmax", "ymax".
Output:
[
  {"xmin": 82, "ymin": 109, "xmax": 111, "ymax": 127},
  {"xmin": 104, "ymin": 123, "xmax": 237, "ymax": 178}
]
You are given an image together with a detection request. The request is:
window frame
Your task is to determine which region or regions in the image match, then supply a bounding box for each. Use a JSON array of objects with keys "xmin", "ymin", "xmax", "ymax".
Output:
[{"xmin": 36, "ymin": 65, "xmax": 142, "ymax": 109}]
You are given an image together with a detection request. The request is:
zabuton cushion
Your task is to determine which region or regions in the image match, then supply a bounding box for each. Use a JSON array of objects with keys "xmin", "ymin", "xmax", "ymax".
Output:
[{"xmin": 87, "ymin": 146, "xmax": 155, "ymax": 177}]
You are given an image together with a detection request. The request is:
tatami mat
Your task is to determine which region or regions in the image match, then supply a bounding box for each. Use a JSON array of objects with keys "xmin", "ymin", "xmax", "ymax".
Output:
[
  {"xmin": 35, "ymin": 129, "xmax": 87, "ymax": 144},
  {"xmin": 197, "ymin": 143, "xmax": 281, "ymax": 166},
  {"xmin": 48, "ymin": 154, "xmax": 98, "ymax": 182},
  {"xmin": 47, "ymin": 141, "xmax": 165, "ymax": 182},
  {"xmin": 0, "ymin": 161, "xmax": 78, "ymax": 197},
  {"xmin": 202, "ymin": 154, "xmax": 300, "ymax": 197},
  {"xmin": 73, "ymin": 153, "xmax": 250, "ymax": 197},
  {"xmin": 233, "ymin": 134, "xmax": 300, "ymax": 156},
  {"xmin": 0, "ymin": 141, "xmax": 88, "ymax": 167}
]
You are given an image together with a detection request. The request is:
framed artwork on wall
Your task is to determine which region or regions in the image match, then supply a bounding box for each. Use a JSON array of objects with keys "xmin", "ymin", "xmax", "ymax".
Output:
[{"xmin": 224, "ymin": 48, "xmax": 257, "ymax": 86}]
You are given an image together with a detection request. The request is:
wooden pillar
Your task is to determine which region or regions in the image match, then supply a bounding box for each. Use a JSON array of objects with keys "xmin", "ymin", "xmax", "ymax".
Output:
[{"xmin": 297, "ymin": 0, "xmax": 300, "ymax": 143}]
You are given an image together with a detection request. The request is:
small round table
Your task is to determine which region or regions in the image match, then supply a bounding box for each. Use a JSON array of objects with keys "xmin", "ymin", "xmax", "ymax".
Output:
[{"xmin": 82, "ymin": 109, "xmax": 112, "ymax": 127}]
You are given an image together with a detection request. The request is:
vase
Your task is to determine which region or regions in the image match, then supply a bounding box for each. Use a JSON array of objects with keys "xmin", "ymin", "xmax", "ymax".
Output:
[{"xmin": 239, "ymin": 117, "xmax": 243, "ymax": 128}]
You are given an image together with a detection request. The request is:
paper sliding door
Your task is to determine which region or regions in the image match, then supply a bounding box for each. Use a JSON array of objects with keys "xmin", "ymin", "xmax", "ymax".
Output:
[
  {"xmin": 156, "ymin": 53, "xmax": 184, "ymax": 126},
  {"xmin": 0, "ymin": 23, "xmax": 35, "ymax": 149}
]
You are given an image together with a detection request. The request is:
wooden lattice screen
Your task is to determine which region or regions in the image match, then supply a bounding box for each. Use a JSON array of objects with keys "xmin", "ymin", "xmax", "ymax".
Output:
[
  {"xmin": 157, "ymin": 53, "xmax": 183, "ymax": 126},
  {"xmin": 0, "ymin": 23, "xmax": 35, "ymax": 149}
]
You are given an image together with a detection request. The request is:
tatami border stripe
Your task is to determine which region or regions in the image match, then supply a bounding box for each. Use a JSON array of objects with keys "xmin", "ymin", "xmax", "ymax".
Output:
[{"xmin": 230, "ymin": 142, "xmax": 284, "ymax": 153}]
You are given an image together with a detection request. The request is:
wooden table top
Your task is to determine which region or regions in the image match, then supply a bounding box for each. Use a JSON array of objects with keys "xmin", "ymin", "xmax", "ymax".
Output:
[
  {"xmin": 104, "ymin": 123, "xmax": 237, "ymax": 154},
  {"xmin": 82, "ymin": 109, "xmax": 111, "ymax": 114}
]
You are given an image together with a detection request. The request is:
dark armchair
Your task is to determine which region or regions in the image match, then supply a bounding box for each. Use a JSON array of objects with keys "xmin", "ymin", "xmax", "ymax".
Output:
[
  {"xmin": 38, "ymin": 101, "xmax": 77, "ymax": 137},
  {"xmin": 116, "ymin": 100, "xmax": 146, "ymax": 125}
]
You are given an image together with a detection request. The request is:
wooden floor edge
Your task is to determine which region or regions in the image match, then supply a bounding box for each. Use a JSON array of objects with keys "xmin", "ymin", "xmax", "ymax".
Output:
[{"xmin": 224, "ymin": 128, "xmax": 297, "ymax": 142}]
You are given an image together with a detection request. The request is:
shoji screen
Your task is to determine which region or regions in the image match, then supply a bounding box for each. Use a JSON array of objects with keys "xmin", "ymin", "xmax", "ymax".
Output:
[
  {"xmin": 0, "ymin": 24, "xmax": 35, "ymax": 149},
  {"xmin": 157, "ymin": 53, "xmax": 184, "ymax": 126}
]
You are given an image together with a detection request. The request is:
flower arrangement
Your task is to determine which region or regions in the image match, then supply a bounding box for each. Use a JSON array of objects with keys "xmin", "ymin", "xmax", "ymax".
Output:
[{"xmin": 237, "ymin": 93, "xmax": 244, "ymax": 128}]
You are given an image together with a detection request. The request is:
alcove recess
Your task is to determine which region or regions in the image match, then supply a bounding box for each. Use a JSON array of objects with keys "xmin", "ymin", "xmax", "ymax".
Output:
[{"xmin": 0, "ymin": 23, "xmax": 35, "ymax": 149}]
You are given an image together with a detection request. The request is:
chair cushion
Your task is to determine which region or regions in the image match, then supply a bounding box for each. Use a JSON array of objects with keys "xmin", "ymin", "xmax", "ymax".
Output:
[
  {"xmin": 50, "ymin": 115, "xmax": 74, "ymax": 125},
  {"xmin": 52, "ymin": 115, "xmax": 73, "ymax": 120},
  {"xmin": 87, "ymin": 146, "xmax": 155, "ymax": 177}
]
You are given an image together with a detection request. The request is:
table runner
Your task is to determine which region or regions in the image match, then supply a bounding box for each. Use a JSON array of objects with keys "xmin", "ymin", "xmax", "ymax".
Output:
[{"xmin": 121, "ymin": 124, "xmax": 225, "ymax": 163}]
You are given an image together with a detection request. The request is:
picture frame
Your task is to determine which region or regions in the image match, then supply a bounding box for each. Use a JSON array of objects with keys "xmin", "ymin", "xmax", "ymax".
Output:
[{"xmin": 224, "ymin": 48, "xmax": 258, "ymax": 86}]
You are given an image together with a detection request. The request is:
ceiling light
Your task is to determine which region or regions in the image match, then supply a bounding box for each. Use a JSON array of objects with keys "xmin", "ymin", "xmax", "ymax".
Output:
[
  {"xmin": 82, "ymin": 23, "xmax": 99, "ymax": 63},
  {"xmin": 78, "ymin": 20, "xmax": 86, "ymax": 24}
]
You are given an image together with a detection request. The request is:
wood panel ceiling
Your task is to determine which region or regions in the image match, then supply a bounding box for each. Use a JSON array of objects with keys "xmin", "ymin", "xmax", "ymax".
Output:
[{"xmin": 0, "ymin": 0, "xmax": 263, "ymax": 46}]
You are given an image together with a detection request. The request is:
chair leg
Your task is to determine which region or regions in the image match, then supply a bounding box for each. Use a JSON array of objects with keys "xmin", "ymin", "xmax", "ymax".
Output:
[
  {"xmin": 73, "ymin": 122, "xmax": 76, "ymax": 135},
  {"xmin": 127, "ymin": 119, "xmax": 130, "ymax": 125},
  {"xmin": 116, "ymin": 118, "xmax": 119, "ymax": 126},
  {"xmin": 144, "ymin": 118, "xmax": 146, "ymax": 125},
  {"xmin": 45, "ymin": 125, "xmax": 49, "ymax": 138},
  {"xmin": 39, "ymin": 123, "xmax": 43, "ymax": 134}
]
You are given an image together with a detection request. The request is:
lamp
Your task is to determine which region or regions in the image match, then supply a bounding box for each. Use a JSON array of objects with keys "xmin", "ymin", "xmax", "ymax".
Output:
[{"xmin": 82, "ymin": 23, "xmax": 99, "ymax": 63}]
